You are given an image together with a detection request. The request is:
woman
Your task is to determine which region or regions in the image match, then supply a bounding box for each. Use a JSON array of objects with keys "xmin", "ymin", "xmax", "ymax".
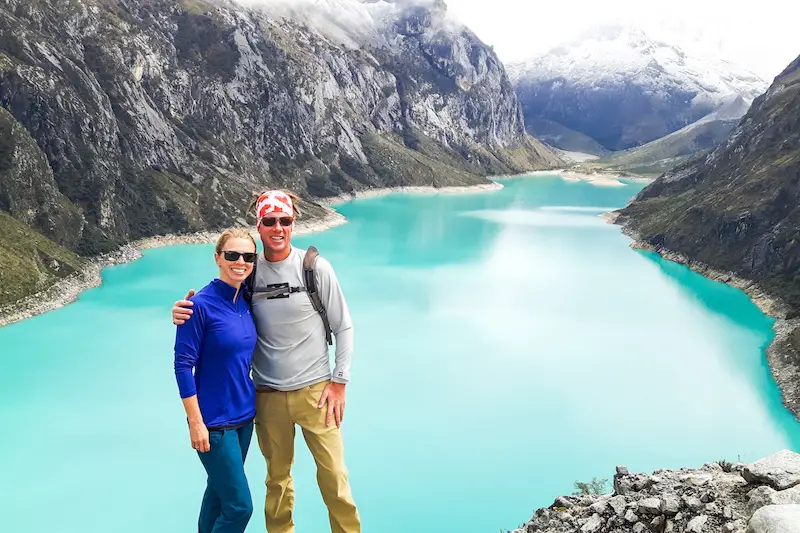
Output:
[{"xmin": 174, "ymin": 228, "xmax": 259, "ymax": 533}]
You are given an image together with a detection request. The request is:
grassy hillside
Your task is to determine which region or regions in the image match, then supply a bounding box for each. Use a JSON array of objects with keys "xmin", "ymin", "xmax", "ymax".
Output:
[
  {"xmin": 582, "ymin": 119, "xmax": 739, "ymax": 177},
  {"xmin": 0, "ymin": 212, "xmax": 84, "ymax": 307}
]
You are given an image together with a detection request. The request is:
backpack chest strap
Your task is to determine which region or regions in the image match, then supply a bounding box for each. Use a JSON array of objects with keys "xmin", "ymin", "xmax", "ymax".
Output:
[{"xmin": 243, "ymin": 246, "xmax": 333, "ymax": 346}]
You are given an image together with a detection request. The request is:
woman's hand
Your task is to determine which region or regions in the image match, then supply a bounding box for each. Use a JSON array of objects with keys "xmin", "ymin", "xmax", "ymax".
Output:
[{"xmin": 190, "ymin": 420, "xmax": 210, "ymax": 452}]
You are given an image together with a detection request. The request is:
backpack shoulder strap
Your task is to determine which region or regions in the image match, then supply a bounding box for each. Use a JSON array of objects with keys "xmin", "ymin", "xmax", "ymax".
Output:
[
  {"xmin": 243, "ymin": 254, "xmax": 258, "ymax": 304},
  {"xmin": 303, "ymin": 246, "xmax": 333, "ymax": 345}
]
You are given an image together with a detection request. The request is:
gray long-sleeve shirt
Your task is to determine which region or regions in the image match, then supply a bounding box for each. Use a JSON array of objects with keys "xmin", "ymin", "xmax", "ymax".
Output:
[{"xmin": 249, "ymin": 246, "xmax": 354, "ymax": 391}]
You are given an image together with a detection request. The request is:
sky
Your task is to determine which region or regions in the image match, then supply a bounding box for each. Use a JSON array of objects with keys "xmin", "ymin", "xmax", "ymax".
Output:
[{"xmin": 444, "ymin": 0, "xmax": 800, "ymax": 81}]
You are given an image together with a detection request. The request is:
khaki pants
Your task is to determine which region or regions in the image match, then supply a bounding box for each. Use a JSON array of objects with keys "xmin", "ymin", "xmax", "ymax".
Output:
[{"xmin": 254, "ymin": 380, "xmax": 361, "ymax": 533}]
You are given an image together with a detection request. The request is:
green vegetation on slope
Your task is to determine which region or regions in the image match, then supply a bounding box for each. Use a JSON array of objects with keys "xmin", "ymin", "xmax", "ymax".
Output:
[
  {"xmin": 582, "ymin": 119, "xmax": 739, "ymax": 178},
  {"xmin": 0, "ymin": 212, "xmax": 84, "ymax": 307},
  {"xmin": 361, "ymin": 132, "xmax": 487, "ymax": 187}
]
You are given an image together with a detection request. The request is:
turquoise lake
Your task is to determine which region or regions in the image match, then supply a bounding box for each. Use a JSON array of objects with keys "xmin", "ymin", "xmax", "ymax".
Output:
[{"xmin": 1, "ymin": 174, "xmax": 799, "ymax": 533}]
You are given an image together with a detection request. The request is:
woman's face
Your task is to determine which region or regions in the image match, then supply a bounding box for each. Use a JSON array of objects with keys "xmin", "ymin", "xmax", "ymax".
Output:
[{"xmin": 215, "ymin": 237, "xmax": 257, "ymax": 286}]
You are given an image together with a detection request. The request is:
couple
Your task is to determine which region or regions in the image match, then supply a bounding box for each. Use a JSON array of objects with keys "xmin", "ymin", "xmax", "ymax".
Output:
[{"xmin": 172, "ymin": 190, "xmax": 360, "ymax": 533}]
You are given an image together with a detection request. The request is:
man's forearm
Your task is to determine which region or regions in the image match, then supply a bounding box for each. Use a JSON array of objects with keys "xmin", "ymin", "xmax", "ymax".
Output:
[{"xmin": 331, "ymin": 325, "xmax": 353, "ymax": 384}]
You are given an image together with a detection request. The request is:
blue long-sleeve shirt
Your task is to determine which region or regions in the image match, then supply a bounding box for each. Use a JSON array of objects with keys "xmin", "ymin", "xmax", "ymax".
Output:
[{"xmin": 174, "ymin": 279, "xmax": 257, "ymax": 429}]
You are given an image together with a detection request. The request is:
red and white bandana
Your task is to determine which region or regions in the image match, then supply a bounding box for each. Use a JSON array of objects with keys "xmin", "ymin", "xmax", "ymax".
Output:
[{"xmin": 255, "ymin": 190, "xmax": 294, "ymax": 220}]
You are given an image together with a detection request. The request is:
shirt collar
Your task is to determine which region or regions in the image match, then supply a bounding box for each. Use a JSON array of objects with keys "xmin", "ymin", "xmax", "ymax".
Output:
[{"xmin": 211, "ymin": 278, "xmax": 246, "ymax": 302}]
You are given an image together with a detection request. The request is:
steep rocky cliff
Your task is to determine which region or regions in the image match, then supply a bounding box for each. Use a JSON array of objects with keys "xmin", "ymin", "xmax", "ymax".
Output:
[
  {"xmin": 0, "ymin": 0, "xmax": 559, "ymax": 307},
  {"xmin": 614, "ymin": 53, "xmax": 800, "ymax": 416}
]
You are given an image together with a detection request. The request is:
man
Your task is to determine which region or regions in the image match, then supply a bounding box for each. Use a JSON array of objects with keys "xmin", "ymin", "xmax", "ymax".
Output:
[{"xmin": 171, "ymin": 190, "xmax": 361, "ymax": 533}]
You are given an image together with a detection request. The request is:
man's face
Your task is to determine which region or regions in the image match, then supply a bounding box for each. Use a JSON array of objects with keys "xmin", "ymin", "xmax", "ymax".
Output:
[{"xmin": 258, "ymin": 214, "xmax": 294, "ymax": 257}]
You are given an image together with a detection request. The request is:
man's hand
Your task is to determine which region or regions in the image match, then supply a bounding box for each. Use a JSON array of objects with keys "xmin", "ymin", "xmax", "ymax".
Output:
[
  {"xmin": 172, "ymin": 289, "xmax": 195, "ymax": 325},
  {"xmin": 189, "ymin": 420, "xmax": 210, "ymax": 453},
  {"xmin": 318, "ymin": 382, "xmax": 347, "ymax": 427}
]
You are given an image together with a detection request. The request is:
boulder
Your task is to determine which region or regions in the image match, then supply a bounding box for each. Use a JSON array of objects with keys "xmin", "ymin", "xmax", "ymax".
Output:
[
  {"xmin": 742, "ymin": 450, "xmax": 800, "ymax": 490},
  {"xmin": 746, "ymin": 504, "xmax": 800, "ymax": 533},
  {"xmin": 747, "ymin": 484, "xmax": 800, "ymax": 514},
  {"xmin": 651, "ymin": 515, "xmax": 666, "ymax": 530},
  {"xmin": 686, "ymin": 515, "xmax": 708, "ymax": 532},
  {"xmin": 638, "ymin": 497, "xmax": 663, "ymax": 515},
  {"xmin": 608, "ymin": 495, "xmax": 626, "ymax": 516},
  {"xmin": 683, "ymin": 495, "xmax": 704, "ymax": 511},
  {"xmin": 580, "ymin": 513, "xmax": 602, "ymax": 533},
  {"xmin": 663, "ymin": 496, "xmax": 680, "ymax": 516},
  {"xmin": 553, "ymin": 496, "xmax": 573, "ymax": 509},
  {"xmin": 589, "ymin": 499, "xmax": 610, "ymax": 515},
  {"xmin": 682, "ymin": 473, "xmax": 714, "ymax": 487}
]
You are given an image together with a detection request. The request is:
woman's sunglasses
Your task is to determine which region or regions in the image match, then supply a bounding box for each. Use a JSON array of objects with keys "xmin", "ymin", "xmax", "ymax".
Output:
[
  {"xmin": 260, "ymin": 216, "xmax": 293, "ymax": 227},
  {"xmin": 222, "ymin": 251, "xmax": 258, "ymax": 263}
]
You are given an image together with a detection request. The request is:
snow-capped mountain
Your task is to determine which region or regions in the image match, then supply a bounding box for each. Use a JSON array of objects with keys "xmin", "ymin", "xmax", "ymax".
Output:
[{"xmin": 508, "ymin": 24, "xmax": 769, "ymax": 151}]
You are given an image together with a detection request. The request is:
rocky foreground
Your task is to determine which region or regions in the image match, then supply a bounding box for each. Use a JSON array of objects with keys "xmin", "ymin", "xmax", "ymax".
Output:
[{"xmin": 511, "ymin": 450, "xmax": 800, "ymax": 533}]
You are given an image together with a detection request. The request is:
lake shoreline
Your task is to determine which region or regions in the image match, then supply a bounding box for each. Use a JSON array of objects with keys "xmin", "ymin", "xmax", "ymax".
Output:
[
  {"xmin": 316, "ymin": 181, "xmax": 504, "ymax": 207},
  {"xmin": 0, "ymin": 181, "xmax": 504, "ymax": 328},
  {"xmin": 495, "ymin": 168, "xmax": 655, "ymax": 187},
  {"xmin": 604, "ymin": 210, "xmax": 800, "ymax": 421}
]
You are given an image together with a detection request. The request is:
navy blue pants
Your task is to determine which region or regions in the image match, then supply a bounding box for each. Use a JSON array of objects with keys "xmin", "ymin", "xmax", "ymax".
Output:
[{"xmin": 196, "ymin": 421, "xmax": 254, "ymax": 533}]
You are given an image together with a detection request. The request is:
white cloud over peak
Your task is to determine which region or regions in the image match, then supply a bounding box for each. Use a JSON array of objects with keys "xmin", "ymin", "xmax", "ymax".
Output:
[{"xmin": 229, "ymin": 0, "xmax": 799, "ymax": 80}]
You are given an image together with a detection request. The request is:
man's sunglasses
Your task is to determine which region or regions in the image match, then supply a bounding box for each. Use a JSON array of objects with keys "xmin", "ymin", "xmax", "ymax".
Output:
[
  {"xmin": 260, "ymin": 216, "xmax": 293, "ymax": 227},
  {"xmin": 222, "ymin": 251, "xmax": 258, "ymax": 263}
]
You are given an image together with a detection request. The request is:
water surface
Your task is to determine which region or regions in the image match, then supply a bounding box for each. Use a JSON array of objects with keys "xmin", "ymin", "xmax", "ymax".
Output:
[{"xmin": 1, "ymin": 174, "xmax": 798, "ymax": 533}]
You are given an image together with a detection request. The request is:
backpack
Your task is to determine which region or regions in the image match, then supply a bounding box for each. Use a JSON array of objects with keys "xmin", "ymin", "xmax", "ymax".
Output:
[{"xmin": 243, "ymin": 246, "xmax": 333, "ymax": 345}]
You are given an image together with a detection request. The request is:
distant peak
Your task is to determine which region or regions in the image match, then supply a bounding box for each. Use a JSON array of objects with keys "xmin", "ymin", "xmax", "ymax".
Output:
[{"xmin": 511, "ymin": 20, "xmax": 768, "ymax": 106}]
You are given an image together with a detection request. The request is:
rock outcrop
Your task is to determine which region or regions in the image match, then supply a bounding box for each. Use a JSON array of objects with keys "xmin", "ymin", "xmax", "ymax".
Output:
[
  {"xmin": 0, "ymin": 0, "xmax": 559, "ymax": 308},
  {"xmin": 512, "ymin": 450, "xmax": 800, "ymax": 533}
]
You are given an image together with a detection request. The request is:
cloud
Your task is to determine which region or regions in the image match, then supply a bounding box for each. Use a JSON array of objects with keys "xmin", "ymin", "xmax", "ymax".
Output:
[
  {"xmin": 460, "ymin": 209, "xmax": 613, "ymax": 228},
  {"xmin": 443, "ymin": 0, "xmax": 800, "ymax": 80},
  {"xmin": 228, "ymin": 0, "xmax": 799, "ymax": 80},
  {"xmin": 230, "ymin": 0, "xmax": 462, "ymax": 49}
]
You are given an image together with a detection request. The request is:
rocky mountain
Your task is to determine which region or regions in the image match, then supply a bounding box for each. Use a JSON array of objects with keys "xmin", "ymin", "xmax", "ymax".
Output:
[
  {"xmin": 583, "ymin": 97, "xmax": 751, "ymax": 176},
  {"xmin": 614, "ymin": 52, "xmax": 800, "ymax": 416},
  {"xmin": 511, "ymin": 449, "xmax": 800, "ymax": 533},
  {"xmin": 508, "ymin": 24, "xmax": 768, "ymax": 152},
  {"xmin": 0, "ymin": 0, "xmax": 559, "ymax": 309}
]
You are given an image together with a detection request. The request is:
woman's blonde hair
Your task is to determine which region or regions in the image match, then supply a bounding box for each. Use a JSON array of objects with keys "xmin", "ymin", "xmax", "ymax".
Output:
[{"xmin": 215, "ymin": 228, "xmax": 257, "ymax": 255}]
